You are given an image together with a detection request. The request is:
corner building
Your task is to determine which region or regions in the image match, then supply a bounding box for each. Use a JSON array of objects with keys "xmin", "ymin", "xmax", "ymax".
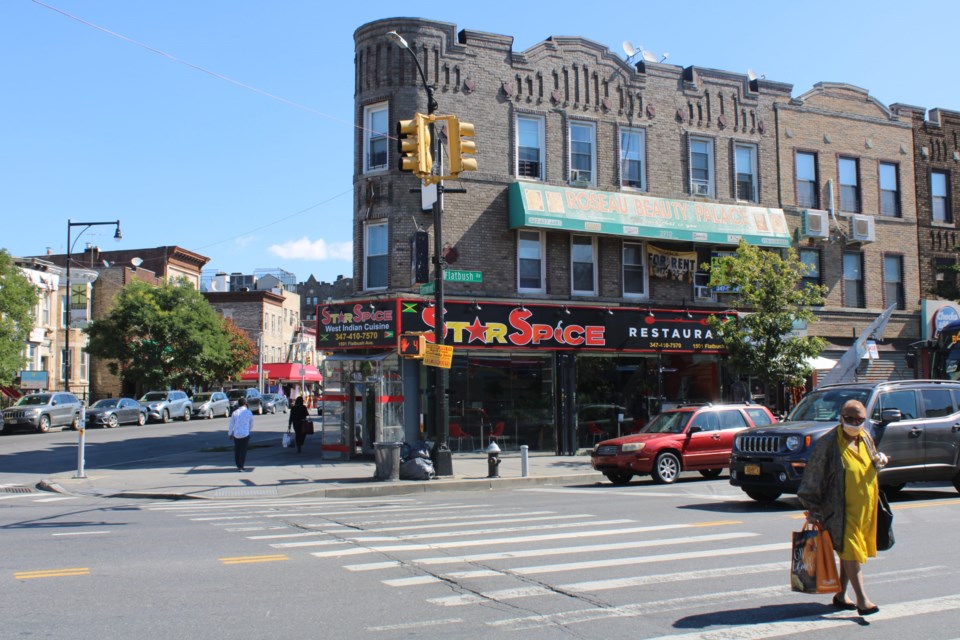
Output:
[{"xmin": 333, "ymin": 18, "xmax": 905, "ymax": 455}]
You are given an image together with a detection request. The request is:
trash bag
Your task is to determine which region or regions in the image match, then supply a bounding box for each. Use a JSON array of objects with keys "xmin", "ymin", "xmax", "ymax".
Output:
[
  {"xmin": 401, "ymin": 440, "xmax": 432, "ymax": 462},
  {"xmin": 399, "ymin": 456, "xmax": 435, "ymax": 480}
]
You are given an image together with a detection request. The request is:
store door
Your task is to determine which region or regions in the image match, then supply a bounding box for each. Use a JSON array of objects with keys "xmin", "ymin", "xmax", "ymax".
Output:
[{"xmin": 555, "ymin": 353, "xmax": 577, "ymax": 455}]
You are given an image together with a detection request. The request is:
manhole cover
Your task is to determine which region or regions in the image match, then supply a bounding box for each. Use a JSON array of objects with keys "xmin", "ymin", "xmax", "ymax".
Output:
[{"xmin": 210, "ymin": 487, "xmax": 279, "ymax": 498}]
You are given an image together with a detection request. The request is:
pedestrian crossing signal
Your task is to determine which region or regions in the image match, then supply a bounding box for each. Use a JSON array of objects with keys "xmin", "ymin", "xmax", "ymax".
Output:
[{"xmin": 398, "ymin": 333, "xmax": 425, "ymax": 358}]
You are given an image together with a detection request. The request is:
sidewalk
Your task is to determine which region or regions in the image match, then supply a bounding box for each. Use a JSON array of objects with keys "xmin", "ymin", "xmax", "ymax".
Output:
[{"xmin": 39, "ymin": 435, "xmax": 602, "ymax": 500}]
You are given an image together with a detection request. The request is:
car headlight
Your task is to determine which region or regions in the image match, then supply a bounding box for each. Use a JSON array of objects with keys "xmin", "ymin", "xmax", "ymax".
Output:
[
  {"xmin": 785, "ymin": 435, "xmax": 801, "ymax": 451},
  {"xmin": 621, "ymin": 442, "xmax": 645, "ymax": 453},
  {"xmin": 734, "ymin": 434, "xmax": 742, "ymax": 450}
]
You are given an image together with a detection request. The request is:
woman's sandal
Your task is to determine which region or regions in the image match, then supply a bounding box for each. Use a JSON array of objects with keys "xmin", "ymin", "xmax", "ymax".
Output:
[{"xmin": 832, "ymin": 594, "xmax": 857, "ymax": 610}]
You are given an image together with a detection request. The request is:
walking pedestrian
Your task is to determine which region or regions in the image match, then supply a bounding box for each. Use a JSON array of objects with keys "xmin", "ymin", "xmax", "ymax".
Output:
[
  {"xmin": 288, "ymin": 396, "xmax": 310, "ymax": 453},
  {"xmin": 797, "ymin": 399, "xmax": 889, "ymax": 615},
  {"xmin": 228, "ymin": 396, "xmax": 254, "ymax": 471}
]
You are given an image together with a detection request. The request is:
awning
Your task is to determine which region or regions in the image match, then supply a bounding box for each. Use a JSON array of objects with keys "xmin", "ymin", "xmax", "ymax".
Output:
[
  {"xmin": 508, "ymin": 182, "xmax": 792, "ymax": 247},
  {"xmin": 806, "ymin": 355, "xmax": 838, "ymax": 370},
  {"xmin": 1, "ymin": 386, "xmax": 23, "ymax": 400},
  {"xmin": 240, "ymin": 363, "xmax": 323, "ymax": 383}
]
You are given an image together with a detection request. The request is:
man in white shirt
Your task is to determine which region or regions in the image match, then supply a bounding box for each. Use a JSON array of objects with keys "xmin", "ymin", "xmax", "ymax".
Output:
[{"xmin": 228, "ymin": 397, "xmax": 255, "ymax": 471}]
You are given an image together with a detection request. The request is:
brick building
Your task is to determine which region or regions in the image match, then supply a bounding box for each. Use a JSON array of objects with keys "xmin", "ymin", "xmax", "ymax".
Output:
[{"xmin": 775, "ymin": 83, "xmax": 920, "ymax": 379}]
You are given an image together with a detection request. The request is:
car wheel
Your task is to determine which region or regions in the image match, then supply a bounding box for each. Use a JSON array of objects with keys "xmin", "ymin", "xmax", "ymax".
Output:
[
  {"xmin": 137, "ymin": 413, "xmax": 146, "ymax": 426},
  {"xmin": 182, "ymin": 409, "xmax": 191, "ymax": 422},
  {"xmin": 106, "ymin": 414, "xmax": 119, "ymax": 429},
  {"xmin": 745, "ymin": 488, "xmax": 782, "ymax": 502},
  {"xmin": 223, "ymin": 407, "xmax": 230, "ymax": 419},
  {"xmin": 161, "ymin": 409, "xmax": 171, "ymax": 424},
  {"xmin": 257, "ymin": 404, "xmax": 263, "ymax": 415},
  {"xmin": 652, "ymin": 451, "xmax": 681, "ymax": 484},
  {"xmin": 204, "ymin": 409, "xmax": 212, "ymax": 420},
  {"xmin": 38, "ymin": 414, "xmax": 51, "ymax": 433},
  {"xmin": 699, "ymin": 469, "xmax": 723, "ymax": 479},
  {"xmin": 604, "ymin": 471, "xmax": 634, "ymax": 486},
  {"xmin": 270, "ymin": 405, "xmax": 277, "ymax": 414},
  {"xmin": 71, "ymin": 413, "xmax": 80, "ymax": 430}
]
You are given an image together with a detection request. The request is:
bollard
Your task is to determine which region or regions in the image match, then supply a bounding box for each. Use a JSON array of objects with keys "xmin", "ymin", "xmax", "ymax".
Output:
[
  {"xmin": 520, "ymin": 445, "xmax": 529, "ymax": 478},
  {"xmin": 486, "ymin": 441, "xmax": 501, "ymax": 478}
]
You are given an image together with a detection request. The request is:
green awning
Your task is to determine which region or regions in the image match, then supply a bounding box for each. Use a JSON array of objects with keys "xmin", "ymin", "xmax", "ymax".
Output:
[{"xmin": 508, "ymin": 182, "xmax": 792, "ymax": 247}]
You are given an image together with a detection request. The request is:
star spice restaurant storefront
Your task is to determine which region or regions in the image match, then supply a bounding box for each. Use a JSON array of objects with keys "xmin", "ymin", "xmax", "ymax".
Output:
[{"xmin": 318, "ymin": 299, "xmax": 751, "ymax": 456}]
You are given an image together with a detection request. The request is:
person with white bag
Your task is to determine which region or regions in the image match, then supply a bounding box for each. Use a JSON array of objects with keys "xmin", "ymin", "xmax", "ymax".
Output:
[{"xmin": 287, "ymin": 396, "xmax": 310, "ymax": 453}]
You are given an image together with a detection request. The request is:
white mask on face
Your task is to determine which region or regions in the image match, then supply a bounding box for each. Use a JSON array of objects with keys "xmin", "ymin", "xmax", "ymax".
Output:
[{"xmin": 842, "ymin": 420, "xmax": 863, "ymax": 436}]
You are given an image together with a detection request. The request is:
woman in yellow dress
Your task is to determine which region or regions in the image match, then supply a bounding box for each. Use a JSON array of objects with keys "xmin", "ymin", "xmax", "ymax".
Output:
[{"xmin": 798, "ymin": 399, "xmax": 888, "ymax": 616}]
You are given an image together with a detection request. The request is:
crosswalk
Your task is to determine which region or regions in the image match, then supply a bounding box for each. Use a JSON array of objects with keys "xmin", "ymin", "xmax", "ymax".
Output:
[{"xmin": 146, "ymin": 494, "xmax": 959, "ymax": 636}]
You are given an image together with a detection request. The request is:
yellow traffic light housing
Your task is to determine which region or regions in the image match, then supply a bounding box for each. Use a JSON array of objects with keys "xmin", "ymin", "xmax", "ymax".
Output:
[
  {"xmin": 448, "ymin": 117, "xmax": 477, "ymax": 176},
  {"xmin": 398, "ymin": 333, "xmax": 425, "ymax": 358},
  {"xmin": 397, "ymin": 113, "xmax": 432, "ymax": 178}
]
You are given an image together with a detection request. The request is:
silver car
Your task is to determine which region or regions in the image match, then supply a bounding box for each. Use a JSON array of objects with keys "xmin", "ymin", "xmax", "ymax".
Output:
[
  {"xmin": 139, "ymin": 390, "xmax": 192, "ymax": 423},
  {"xmin": 192, "ymin": 392, "xmax": 230, "ymax": 419},
  {"xmin": 2, "ymin": 392, "xmax": 83, "ymax": 434},
  {"xmin": 85, "ymin": 397, "xmax": 147, "ymax": 428},
  {"xmin": 261, "ymin": 393, "xmax": 289, "ymax": 414}
]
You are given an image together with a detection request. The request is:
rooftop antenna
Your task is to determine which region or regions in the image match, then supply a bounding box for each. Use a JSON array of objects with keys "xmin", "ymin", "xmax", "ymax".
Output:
[
  {"xmin": 659, "ymin": 52, "xmax": 670, "ymax": 62},
  {"xmin": 622, "ymin": 41, "xmax": 638, "ymax": 61},
  {"xmin": 641, "ymin": 50, "xmax": 658, "ymax": 63}
]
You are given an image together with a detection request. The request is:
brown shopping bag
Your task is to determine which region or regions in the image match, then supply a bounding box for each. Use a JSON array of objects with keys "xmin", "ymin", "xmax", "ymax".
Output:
[{"xmin": 790, "ymin": 523, "xmax": 841, "ymax": 594}]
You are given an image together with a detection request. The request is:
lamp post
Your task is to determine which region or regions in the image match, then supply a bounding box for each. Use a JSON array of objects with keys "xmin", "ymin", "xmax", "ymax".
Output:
[
  {"xmin": 387, "ymin": 30, "xmax": 452, "ymax": 476},
  {"xmin": 65, "ymin": 219, "xmax": 121, "ymax": 478}
]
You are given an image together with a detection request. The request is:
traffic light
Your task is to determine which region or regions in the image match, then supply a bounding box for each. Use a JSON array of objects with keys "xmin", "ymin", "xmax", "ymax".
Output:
[
  {"xmin": 448, "ymin": 117, "xmax": 477, "ymax": 176},
  {"xmin": 397, "ymin": 113, "xmax": 432, "ymax": 178},
  {"xmin": 398, "ymin": 333, "xmax": 425, "ymax": 358},
  {"xmin": 411, "ymin": 230, "xmax": 429, "ymax": 284},
  {"xmin": 305, "ymin": 353, "xmax": 312, "ymax": 365}
]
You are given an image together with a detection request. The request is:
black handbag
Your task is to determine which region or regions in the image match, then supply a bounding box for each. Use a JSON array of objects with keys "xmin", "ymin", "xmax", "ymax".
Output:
[
  {"xmin": 302, "ymin": 419, "xmax": 315, "ymax": 435},
  {"xmin": 876, "ymin": 490, "xmax": 895, "ymax": 551}
]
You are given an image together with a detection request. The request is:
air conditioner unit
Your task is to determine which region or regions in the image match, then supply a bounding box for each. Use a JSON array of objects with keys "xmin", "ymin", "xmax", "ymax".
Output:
[
  {"xmin": 694, "ymin": 285, "xmax": 716, "ymax": 302},
  {"xmin": 800, "ymin": 209, "xmax": 830, "ymax": 239},
  {"xmin": 849, "ymin": 214, "xmax": 876, "ymax": 243},
  {"xmin": 570, "ymin": 169, "xmax": 592, "ymax": 185},
  {"xmin": 692, "ymin": 181, "xmax": 710, "ymax": 196}
]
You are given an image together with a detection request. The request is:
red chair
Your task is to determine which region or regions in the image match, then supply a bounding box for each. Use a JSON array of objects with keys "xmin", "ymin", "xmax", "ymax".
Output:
[
  {"xmin": 489, "ymin": 420, "xmax": 510, "ymax": 447},
  {"xmin": 449, "ymin": 422, "xmax": 474, "ymax": 452},
  {"xmin": 586, "ymin": 421, "xmax": 608, "ymax": 444}
]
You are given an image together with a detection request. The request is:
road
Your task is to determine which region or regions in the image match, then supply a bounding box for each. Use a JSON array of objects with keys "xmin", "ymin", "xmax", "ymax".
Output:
[{"xmin": 3, "ymin": 462, "xmax": 960, "ymax": 638}]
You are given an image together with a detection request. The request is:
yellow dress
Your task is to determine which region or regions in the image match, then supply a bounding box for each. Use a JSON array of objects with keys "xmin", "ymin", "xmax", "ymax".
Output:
[{"xmin": 838, "ymin": 433, "xmax": 878, "ymax": 562}]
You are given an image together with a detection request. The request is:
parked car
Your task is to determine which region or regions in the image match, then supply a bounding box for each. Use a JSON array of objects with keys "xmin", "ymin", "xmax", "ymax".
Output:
[
  {"xmin": 85, "ymin": 397, "xmax": 147, "ymax": 428},
  {"xmin": 591, "ymin": 403, "xmax": 777, "ymax": 485},
  {"xmin": 261, "ymin": 393, "xmax": 289, "ymax": 414},
  {"xmin": 228, "ymin": 388, "xmax": 263, "ymax": 415},
  {"xmin": 191, "ymin": 392, "xmax": 230, "ymax": 419},
  {"xmin": 730, "ymin": 379, "xmax": 960, "ymax": 501},
  {"xmin": 139, "ymin": 390, "xmax": 192, "ymax": 423},
  {"xmin": 2, "ymin": 392, "xmax": 83, "ymax": 434}
]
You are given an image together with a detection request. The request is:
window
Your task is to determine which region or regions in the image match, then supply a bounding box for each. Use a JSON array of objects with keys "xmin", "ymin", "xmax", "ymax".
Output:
[
  {"xmin": 569, "ymin": 122, "xmax": 596, "ymax": 185},
  {"xmin": 571, "ymin": 235, "xmax": 597, "ymax": 295},
  {"xmin": 884, "ymin": 255, "xmax": 905, "ymax": 310},
  {"xmin": 690, "ymin": 412, "xmax": 719, "ymax": 431},
  {"xmin": 879, "ymin": 162, "xmax": 900, "ymax": 217},
  {"xmin": 873, "ymin": 390, "xmax": 917, "ymax": 421},
  {"xmin": 689, "ymin": 136, "xmax": 714, "ymax": 197},
  {"xmin": 517, "ymin": 115, "xmax": 544, "ymax": 180},
  {"xmin": 839, "ymin": 157, "xmax": 860, "ymax": 212},
  {"xmin": 623, "ymin": 242, "xmax": 647, "ymax": 298},
  {"xmin": 363, "ymin": 102, "xmax": 388, "ymax": 173},
  {"xmin": 796, "ymin": 152, "xmax": 818, "ymax": 208},
  {"xmin": 517, "ymin": 230, "xmax": 544, "ymax": 292},
  {"xmin": 364, "ymin": 221, "xmax": 388, "ymax": 290},
  {"xmin": 932, "ymin": 171, "xmax": 950, "ymax": 223},
  {"xmin": 620, "ymin": 127, "xmax": 645, "ymax": 190},
  {"xmin": 79, "ymin": 351, "xmax": 88, "ymax": 380},
  {"xmin": 935, "ymin": 257, "xmax": 957, "ymax": 291},
  {"xmin": 920, "ymin": 388, "xmax": 955, "ymax": 418},
  {"xmin": 734, "ymin": 143, "xmax": 758, "ymax": 202},
  {"xmin": 800, "ymin": 249, "xmax": 821, "ymax": 292},
  {"xmin": 843, "ymin": 252, "xmax": 865, "ymax": 308},
  {"xmin": 718, "ymin": 410, "xmax": 749, "ymax": 430}
]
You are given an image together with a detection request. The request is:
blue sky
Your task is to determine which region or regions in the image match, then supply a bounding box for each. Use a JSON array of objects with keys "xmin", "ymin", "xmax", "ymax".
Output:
[{"xmin": 3, "ymin": 1, "xmax": 957, "ymax": 285}]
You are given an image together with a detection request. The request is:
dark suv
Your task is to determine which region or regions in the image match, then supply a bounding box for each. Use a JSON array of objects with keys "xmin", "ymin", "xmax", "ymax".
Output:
[
  {"xmin": 2, "ymin": 392, "xmax": 83, "ymax": 433},
  {"xmin": 729, "ymin": 379, "xmax": 960, "ymax": 501},
  {"xmin": 228, "ymin": 388, "xmax": 263, "ymax": 415}
]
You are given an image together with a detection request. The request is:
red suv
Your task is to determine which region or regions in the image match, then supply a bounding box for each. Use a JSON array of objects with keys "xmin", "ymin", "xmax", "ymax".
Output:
[{"xmin": 590, "ymin": 403, "xmax": 777, "ymax": 485}]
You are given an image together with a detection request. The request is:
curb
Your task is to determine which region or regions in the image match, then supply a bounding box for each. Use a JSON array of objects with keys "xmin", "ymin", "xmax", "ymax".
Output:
[{"xmin": 39, "ymin": 473, "xmax": 602, "ymax": 501}]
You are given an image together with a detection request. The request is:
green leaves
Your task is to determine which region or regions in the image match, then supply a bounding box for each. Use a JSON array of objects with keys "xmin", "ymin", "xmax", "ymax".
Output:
[
  {"xmin": 85, "ymin": 280, "xmax": 253, "ymax": 394},
  {"xmin": 0, "ymin": 250, "xmax": 38, "ymax": 385},
  {"xmin": 704, "ymin": 241, "xmax": 827, "ymax": 390}
]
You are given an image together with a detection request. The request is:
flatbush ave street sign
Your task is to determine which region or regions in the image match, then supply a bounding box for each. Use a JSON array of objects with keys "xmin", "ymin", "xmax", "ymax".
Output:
[{"xmin": 420, "ymin": 270, "xmax": 483, "ymax": 294}]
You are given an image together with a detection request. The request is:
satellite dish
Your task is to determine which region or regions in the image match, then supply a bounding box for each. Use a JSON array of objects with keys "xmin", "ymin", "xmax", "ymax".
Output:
[
  {"xmin": 131, "ymin": 257, "xmax": 143, "ymax": 267},
  {"xmin": 102, "ymin": 260, "xmax": 111, "ymax": 268},
  {"xmin": 622, "ymin": 41, "xmax": 636, "ymax": 58},
  {"xmin": 641, "ymin": 50, "xmax": 658, "ymax": 63},
  {"xmin": 747, "ymin": 68, "xmax": 757, "ymax": 82}
]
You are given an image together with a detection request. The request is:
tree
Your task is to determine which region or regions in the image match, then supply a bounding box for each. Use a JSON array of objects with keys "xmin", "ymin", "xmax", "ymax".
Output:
[
  {"xmin": 84, "ymin": 280, "xmax": 250, "ymax": 394},
  {"xmin": 216, "ymin": 317, "xmax": 257, "ymax": 384},
  {"xmin": 703, "ymin": 240, "xmax": 827, "ymax": 397},
  {"xmin": 0, "ymin": 250, "xmax": 38, "ymax": 385}
]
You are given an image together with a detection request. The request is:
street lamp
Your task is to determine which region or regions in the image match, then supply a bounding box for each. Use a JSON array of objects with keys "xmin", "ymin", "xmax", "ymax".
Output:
[
  {"xmin": 387, "ymin": 30, "xmax": 452, "ymax": 476},
  {"xmin": 65, "ymin": 218, "xmax": 121, "ymax": 479}
]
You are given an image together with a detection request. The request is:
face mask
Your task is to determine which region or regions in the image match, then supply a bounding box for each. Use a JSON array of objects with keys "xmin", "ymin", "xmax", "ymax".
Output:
[{"xmin": 842, "ymin": 421, "xmax": 863, "ymax": 436}]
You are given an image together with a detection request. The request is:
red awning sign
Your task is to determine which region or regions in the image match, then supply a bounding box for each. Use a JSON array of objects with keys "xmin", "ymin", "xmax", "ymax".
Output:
[{"xmin": 240, "ymin": 363, "xmax": 323, "ymax": 383}]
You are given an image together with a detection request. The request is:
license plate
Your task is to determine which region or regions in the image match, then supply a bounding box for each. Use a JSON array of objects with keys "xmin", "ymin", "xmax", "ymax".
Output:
[{"xmin": 745, "ymin": 464, "xmax": 760, "ymax": 476}]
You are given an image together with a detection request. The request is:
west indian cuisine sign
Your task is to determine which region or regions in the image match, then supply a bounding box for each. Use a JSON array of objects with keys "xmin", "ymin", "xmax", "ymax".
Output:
[
  {"xmin": 397, "ymin": 299, "xmax": 728, "ymax": 353},
  {"xmin": 508, "ymin": 182, "xmax": 791, "ymax": 247},
  {"xmin": 316, "ymin": 301, "xmax": 398, "ymax": 349}
]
